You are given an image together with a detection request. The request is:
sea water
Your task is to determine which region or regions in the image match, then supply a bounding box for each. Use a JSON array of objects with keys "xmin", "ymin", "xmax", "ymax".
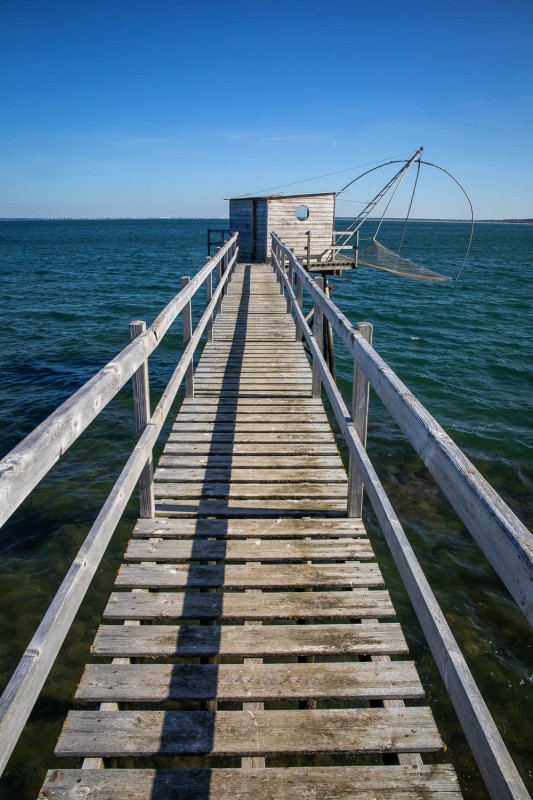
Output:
[{"xmin": 0, "ymin": 218, "xmax": 532, "ymax": 798}]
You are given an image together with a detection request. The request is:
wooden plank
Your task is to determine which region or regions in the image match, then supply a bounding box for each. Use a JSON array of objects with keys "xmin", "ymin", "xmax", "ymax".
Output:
[
  {"xmin": 157, "ymin": 455, "xmax": 345, "ymax": 469},
  {"xmin": 153, "ymin": 498, "xmax": 347, "ymax": 517},
  {"xmin": 174, "ymin": 412, "xmax": 330, "ymax": 421},
  {"xmin": 76, "ymin": 661, "xmax": 423, "ymax": 702},
  {"xmin": 154, "ymin": 467, "xmax": 346, "ymax": 483},
  {"xmin": 115, "ymin": 562, "xmax": 383, "ymax": 589},
  {"xmin": 55, "ymin": 707, "xmax": 442, "ymax": 757},
  {"xmin": 170, "ymin": 424, "xmax": 336, "ymax": 436},
  {"xmin": 180, "ymin": 397, "xmax": 322, "ymax": 406},
  {"xmin": 104, "ymin": 589, "xmax": 395, "ymax": 620},
  {"xmin": 40, "ymin": 764, "xmax": 463, "ymax": 799},
  {"xmin": 132, "ymin": 517, "xmax": 366, "ymax": 537},
  {"xmin": 91, "ymin": 622, "xmax": 408, "ymax": 658},
  {"xmin": 124, "ymin": 538, "xmax": 373, "ymax": 561},
  {"xmin": 170, "ymin": 424, "xmax": 331, "ymax": 435},
  {"xmin": 153, "ymin": 482, "xmax": 348, "ymax": 499},
  {"xmin": 162, "ymin": 442, "xmax": 340, "ymax": 455},
  {"xmin": 165, "ymin": 432, "xmax": 336, "ymax": 443}
]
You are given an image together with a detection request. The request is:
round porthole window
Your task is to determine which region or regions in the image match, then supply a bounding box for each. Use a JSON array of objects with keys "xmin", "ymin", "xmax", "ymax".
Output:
[{"xmin": 295, "ymin": 204, "xmax": 309, "ymax": 221}]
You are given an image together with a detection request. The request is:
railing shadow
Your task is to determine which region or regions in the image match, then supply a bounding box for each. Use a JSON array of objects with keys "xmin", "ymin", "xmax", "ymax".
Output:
[{"xmin": 156, "ymin": 264, "xmax": 251, "ymax": 796}]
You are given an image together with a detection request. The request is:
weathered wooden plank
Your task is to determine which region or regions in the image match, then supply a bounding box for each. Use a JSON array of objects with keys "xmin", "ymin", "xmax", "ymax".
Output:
[
  {"xmin": 124, "ymin": 538, "xmax": 373, "ymax": 561},
  {"xmin": 91, "ymin": 622, "xmax": 408, "ymax": 657},
  {"xmin": 194, "ymin": 391, "xmax": 313, "ymax": 399},
  {"xmin": 166, "ymin": 432, "xmax": 336, "ymax": 443},
  {"xmin": 40, "ymin": 764, "xmax": 463, "ymax": 799},
  {"xmin": 162, "ymin": 441, "xmax": 340, "ymax": 455},
  {"xmin": 154, "ymin": 498, "xmax": 347, "ymax": 517},
  {"xmin": 153, "ymin": 482, "xmax": 347, "ymax": 499},
  {"xmin": 154, "ymin": 467, "xmax": 346, "ymax": 484},
  {"xmin": 104, "ymin": 589, "xmax": 395, "ymax": 620},
  {"xmin": 169, "ymin": 424, "xmax": 332, "ymax": 435},
  {"xmin": 193, "ymin": 375, "xmax": 312, "ymax": 383},
  {"xmin": 115, "ymin": 562, "xmax": 383, "ymax": 589},
  {"xmin": 76, "ymin": 661, "xmax": 423, "ymax": 702},
  {"xmin": 132, "ymin": 517, "xmax": 366, "ymax": 537},
  {"xmin": 55, "ymin": 707, "xmax": 442, "ymax": 757},
  {"xmin": 180, "ymin": 397, "xmax": 322, "ymax": 407},
  {"xmin": 157, "ymin": 455, "xmax": 345, "ymax": 469},
  {"xmin": 175, "ymin": 411, "xmax": 329, "ymax": 421}
]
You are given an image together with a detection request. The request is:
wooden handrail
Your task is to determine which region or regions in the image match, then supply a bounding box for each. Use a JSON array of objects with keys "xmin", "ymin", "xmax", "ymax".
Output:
[
  {"xmin": 272, "ymin": 234, "xmax": 533, "ymax": 627},
  {"xmin": 0, "ymin": 234, "xmax": 238, "ymax": 531},
  {"xmin": 272, "ymin": 236, "xmax": 531, "ymax": 800},
  {"xmin": 0, "ymin": 238, "xmax": 239, "ymax": 777}
]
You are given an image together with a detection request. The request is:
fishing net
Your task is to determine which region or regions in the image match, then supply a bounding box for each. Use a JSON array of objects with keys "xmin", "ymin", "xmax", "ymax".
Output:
[{"xmin": 357, "ymin": 239, "xmax": 451, "ymax": 282}]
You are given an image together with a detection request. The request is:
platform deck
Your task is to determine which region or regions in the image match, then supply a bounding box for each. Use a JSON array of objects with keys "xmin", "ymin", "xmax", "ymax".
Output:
[{"xmin": 40, "ymin": 264, "xmax": 461, "ymax": 798}]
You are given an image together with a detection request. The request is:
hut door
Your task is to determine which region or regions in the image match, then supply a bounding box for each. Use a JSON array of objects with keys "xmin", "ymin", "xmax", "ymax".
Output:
[
  {"xmin": 251, "ymin": 199, "xmax": 266, "ymax": 261},
  {"xmin": 251, "ymin": 200, "xmax": 257, "ymax": 261}
]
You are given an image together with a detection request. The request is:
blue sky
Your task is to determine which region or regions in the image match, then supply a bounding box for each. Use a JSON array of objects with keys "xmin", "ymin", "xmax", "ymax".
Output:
[{"xmin": 1, "ymin": 0, "xmax": 531, "ymax": 218}]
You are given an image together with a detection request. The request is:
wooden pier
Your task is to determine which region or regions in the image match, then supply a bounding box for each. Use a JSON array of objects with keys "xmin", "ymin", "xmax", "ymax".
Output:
[
  {"xmin": 41, "ymin": 261, "xmax": 460, "ymax": 797},
  {"xmin": 0, "ymin": 234, "xmax": 531, "ymax": 799}
]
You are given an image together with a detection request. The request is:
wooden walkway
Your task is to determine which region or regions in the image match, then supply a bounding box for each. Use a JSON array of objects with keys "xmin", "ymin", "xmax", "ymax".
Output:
[{"xmin": 40, "ymin": 263, "xmax": 461, "ymax": 798}]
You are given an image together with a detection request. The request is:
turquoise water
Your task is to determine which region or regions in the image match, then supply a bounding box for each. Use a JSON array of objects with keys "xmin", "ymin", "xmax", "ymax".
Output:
[{"xmin": 0, "ymin": 219, "xmax": 532, "ymax": 797}]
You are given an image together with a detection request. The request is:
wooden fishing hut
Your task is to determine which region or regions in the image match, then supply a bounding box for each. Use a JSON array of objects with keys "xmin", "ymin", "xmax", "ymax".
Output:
[
  {"xmin": 229, "ymin": 191, "xmax": 356, "ymax": 376},
  {"xmin": 229, "ymin": 191, "xmax": 357, "ymax": 271}
]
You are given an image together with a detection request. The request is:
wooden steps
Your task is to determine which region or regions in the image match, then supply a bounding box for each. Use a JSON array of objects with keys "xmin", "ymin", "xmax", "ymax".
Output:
[{"xmin": 39, "ymin": 263, "xmax": 462, "ymax": 799}]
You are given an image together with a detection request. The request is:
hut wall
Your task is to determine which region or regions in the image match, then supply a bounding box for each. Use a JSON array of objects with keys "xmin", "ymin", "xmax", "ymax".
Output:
[{"xmin": 266, "ymin": 194, "xmax": 335, "ymax": 261}]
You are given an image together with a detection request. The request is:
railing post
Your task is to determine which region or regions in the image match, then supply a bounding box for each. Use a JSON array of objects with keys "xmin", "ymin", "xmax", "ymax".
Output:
[
  {"xmin": 307, "ymin": 230, "xmax": 311, "ymax": 269},
  {"xmin": 181, "ymin": 276, "xmax": 194, "ymax": 399},
  {"xmin": 347, "ymin": 321, "xmax": 373, "ymax": 517},
  {"xmin": 222, "ymin": 251, "xmax": 228, "ymax": 298},
  {"xmin": 216, "ymin": 255, "xmax": 223, "ymax": 315},
  {"xmin": 129, "ymin": 320, "xmax": 155, "ymax": 519},
  {"xmin": 285, "ymin": 253, "xmax": 293, "ymax": 313},
  {"xmin": 312, "ymin": 277, "xmax": 324, "ymax": 398},
  {"xmin": 295, "ymin": 259, "xmax": 303, "ymax": 341},
  {"xmin": 279, "ymin": 250, "xmax": 284, "ymax": 295},
  {"xmin": 205, "ymin": 256, "xmax": 213, "ymax": 343}
]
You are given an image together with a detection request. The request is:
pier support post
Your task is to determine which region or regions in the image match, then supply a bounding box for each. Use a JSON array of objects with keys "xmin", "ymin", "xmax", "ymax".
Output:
[
  {"xmin": 347, "ymin": 322, "xmax": 373, "ymax": 517},
  {"xmin": 181, "ymin": 276, "xmax": 194, "ymax": 399},
  {"xmin": 129, "ymin": 320, "xmax": 155, "ymax": 519},
  {"xmin": 312, "ymin": 277, "xmax": 324, "ymax": 399}
]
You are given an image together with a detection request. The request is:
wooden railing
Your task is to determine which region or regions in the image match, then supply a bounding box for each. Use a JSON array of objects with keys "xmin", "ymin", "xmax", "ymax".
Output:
[
  {"xmin": 0, "ymin": 233, "xmax": 239, "ymax": 776},
  {"xmin": 271, "ymin": 233, "xmax": 532, "ymax": 800}
]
